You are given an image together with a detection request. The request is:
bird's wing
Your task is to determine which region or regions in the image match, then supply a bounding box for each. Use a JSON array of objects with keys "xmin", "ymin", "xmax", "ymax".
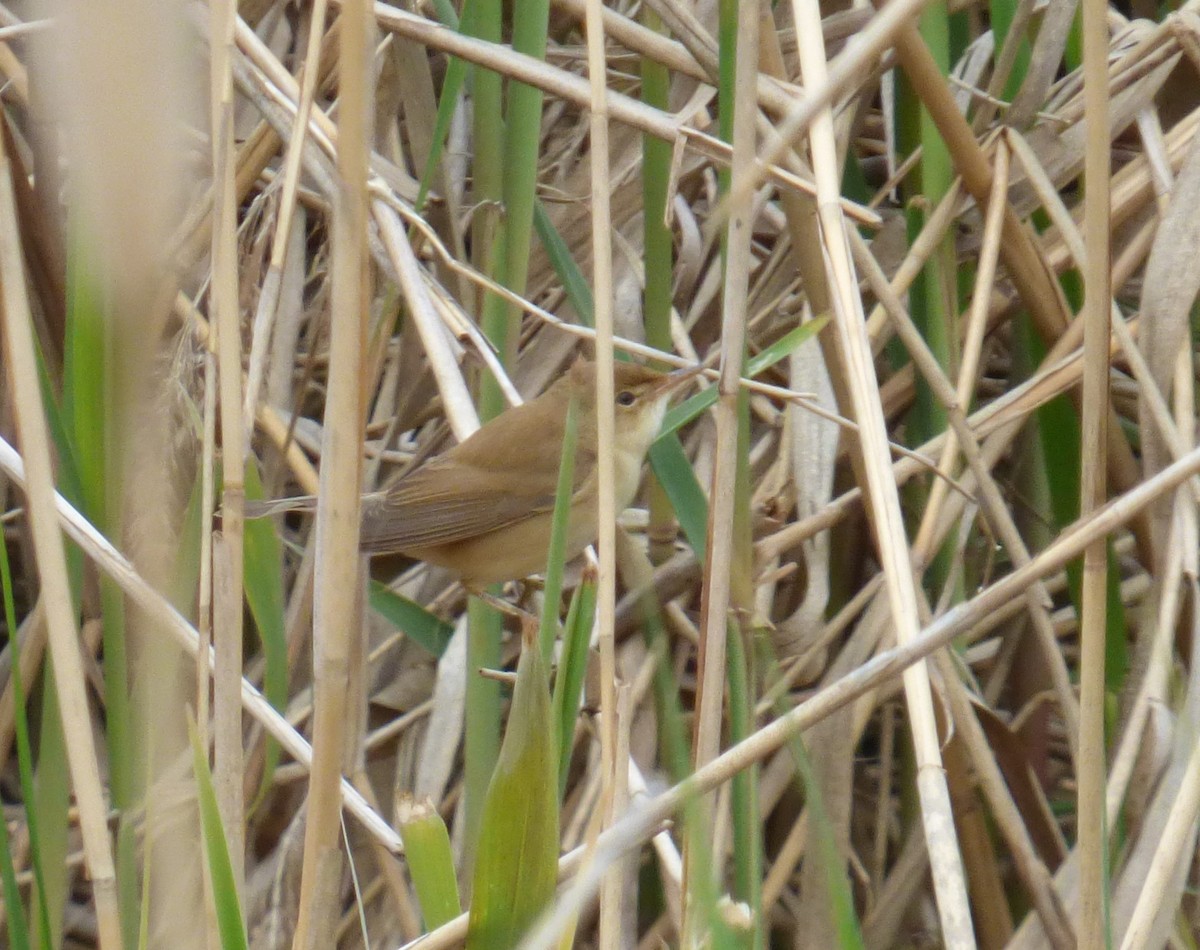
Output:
[{"xmin": 359, "ymin": 460, "xmax": 560, "ymax": 553}]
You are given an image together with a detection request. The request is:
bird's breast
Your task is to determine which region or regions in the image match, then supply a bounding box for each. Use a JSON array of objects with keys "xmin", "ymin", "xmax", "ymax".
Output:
[{"xmin": 612, "ymin": 444, "xmax": 648, "ymax": 512}]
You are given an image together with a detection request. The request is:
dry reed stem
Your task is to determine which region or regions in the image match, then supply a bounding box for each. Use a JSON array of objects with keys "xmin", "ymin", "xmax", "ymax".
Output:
[
  {"xmin": 210, "ymin": 0, "xmax": 247, "ymax": 896},
  {"xmin": 1004, "ymin": 146, "xmax": 1200, "ymax": 488},
  {"xmin": 4, "ymin": 0, "xmax": 1199, "ymax": 943},
  {"xmin": 1107, "ymin": 516, "xmax": 1194, "ymax": 947},
  {"xmin": 887, "ymin": 20, "xmax": 1067, "ymax": 333},
  {"xmin": 291, "ymin": 0, "xmax": 371, "ymax": 934},
  {"xmin": 794, "ymin": 0, "xmax": 972, "ymax": 940},
  {"xmin": 1106, "ymin": 518, "xmax": 1188, "ymax": 822},
  {"xmin": 0, "ymin": 436, "xmax": 402, "ymax": 851},
  {"xmin": 686, "ymin": 0, "xmax": 758, "ymax": 940},
  {"xmin": 1135, "ymin": 111, "xmax": 1200, "ymax": 536},
  {"xmin": 629, "ymin": 758, "xmax": 684, "ymax": 935},
  {"xmin": 390, "ymin": 435, "xmax": 1195, "ymax": 950},
  {"xmin": 1078, "ymin": 0, "xmax": 1114, "ymax": 939},
  {"xmin": 370, "ymin": 197, "xmax": 881, "ymax": 427},
  {"xmin": 910, "ymin": 146, "xmax": 1006, "ymax": 564},
  {"xmin": 1111, "ymin": 312, "xmax": 1200, "ymax": 501},
  {"xmin": 0, "ymin": 127, "xmax": 122, "ymax": 950},
  {"xmin": 501, "ymin": 438, "xmax": 1200, "ymax": 950},
  {"xmin": 241, "ymin": 0, "xmax": 330, "ymax": 438},
  {"xmin": 212, "ymin": 536, "xmax": 247, "ymax": 894},
  {"xmin": 1008, "ymin": 0, "xmax": 1079, "ymax": 126},
  {"xmin": 757, "ymin": 311, "xmax": 1135, "ymax": 562},
  {"xmin": 0, "ymin": 601, "xmax": 46, "ymax": 769},
  {"xmin": 553, "ymin": 0, "xmax": 850, "ymax": 121},
  {"xmin": 849, "ymin": 228, "xmax": 1083, "ymax": 760},
  {"xmin": 730, "ymin": 0, "xmax": 943, "ymax": 209},
  {"xmin": 608, "ymin": 683, "xmax": 635, "ymax": 946},
  {"xmin": 888, "ymin": 21, "xmax": 1154, "ymax": 561},
  {"xmin": 932, "ymin": 650, "xmax": 1074, "ymax": 948},
  {"xmin": 196, "ymin": 352, "xmax": 217, "ymax": 743},
  {"xmin": 1110, "ymin": 260, "xmax": 1200, "ymax": 942},
  {"xmin": 236, "ymin": 12, "xmax": 492, "ymax": 438},
  {"xmin": 182, "ymin": 297, "xmax": 322, "ymax": 493},
  {"xmin": 356, "ymin": 0, "xmax": 880, "ymax": 227},
  {"xmin": 373, "ymin": 205, "xmax": 480, "ymax": 439},
  {"xmin": 231, "ymin": 15, "xmax": 344, "ymax": 156},
  {"xmin": 1012, "ymin": 155, "xmax": 1200, "ymax": 479},
  {"xmin": 668, "ymin": 438, "xmax": 1200, "ymax": 815},
  {"xmin": 863, "ymin": 178, "xmax": 964, "ymax": 348},
  {"xmin": 581, "ymin": 0, "xmax": 621, "ymax": 942},
  {"xmin": 1119, "ymin": 719, "xmax": 1200, "ymax": 949}
]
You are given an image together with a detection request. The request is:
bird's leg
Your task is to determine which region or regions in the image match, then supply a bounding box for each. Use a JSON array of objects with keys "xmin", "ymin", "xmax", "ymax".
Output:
[{"xmin": 514, "ymin": 577, "xmax": 543, "ymax": 613}]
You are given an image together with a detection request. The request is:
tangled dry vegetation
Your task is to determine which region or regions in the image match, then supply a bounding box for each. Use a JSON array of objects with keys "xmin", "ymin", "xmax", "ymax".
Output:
[{"xmin": 1, "ymin": 0, "xmax": 1200, "ymax": 946}]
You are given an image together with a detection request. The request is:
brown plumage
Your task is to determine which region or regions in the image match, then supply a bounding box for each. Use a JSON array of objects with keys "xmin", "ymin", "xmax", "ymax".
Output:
[
  {"xmin": 251, "ymin": 359, "xmax": 699, "ymax": 586},
  {"xmin": 359, "ymin": 359, "xmax": 697, "ymax": 584}
]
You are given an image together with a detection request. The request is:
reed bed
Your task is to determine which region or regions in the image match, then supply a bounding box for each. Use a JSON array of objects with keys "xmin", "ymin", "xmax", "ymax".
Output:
[{"xmin": 0, "ymin": 0, "xmax": 1198, "ymax": 946}]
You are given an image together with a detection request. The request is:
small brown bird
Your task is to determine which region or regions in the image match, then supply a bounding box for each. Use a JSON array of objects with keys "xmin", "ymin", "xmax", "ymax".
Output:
[
  {"xmin": 256, "ymin": 359, "xmax": 700, "ymax": 586},
  {"xmin": 359, "ymin": 358, "xmax": 699, "ymax": 585}
]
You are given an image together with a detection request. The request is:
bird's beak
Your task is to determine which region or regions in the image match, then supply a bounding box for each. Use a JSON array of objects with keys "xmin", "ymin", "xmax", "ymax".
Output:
[{"xmin": 655, "ymin": 362, "xmax": 706, "ymax": 399}]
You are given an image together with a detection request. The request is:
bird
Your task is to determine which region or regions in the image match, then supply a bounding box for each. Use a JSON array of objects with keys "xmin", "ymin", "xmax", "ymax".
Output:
[{"xmin": 254, "ymin": 358, "xmax": 700, "ymax": 586}]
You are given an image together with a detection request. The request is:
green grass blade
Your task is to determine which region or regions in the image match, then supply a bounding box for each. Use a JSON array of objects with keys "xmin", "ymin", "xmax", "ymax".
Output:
[
  {"xmin": 397, "ymin": 794, "xmax": 462, "ymax": 930},
  {"xmin": 242, "ymin": 462, "xmax": 288, "ymax": 808},
  {"xmin": 897, "ymin": 4, "xmax": 955, "ymax": 594},
  {"xmin": 471, "ymin": 0, "xmax": 510, "ymax": 408},
  {"xmin": 117, "ymin": 821, "xmax": 139, "ymax": 950},
  {"xmin": 641, "ymin": 12, "xmax": 672, "ymax": 356},
  {"xmin": 64, "ymin": 252, "xmax": 134, "ymax": 813},
  {"xmin": 428, "ymin": 0, "xmax": 457, "ymax": 25},
  {"xmin": 727, "ymin": 626, "xmax": 762, "ymax": 947},
  {"xmin": 500, "ymin": 0, "xmax": 549, "ymax": 299},
  {"xmin": 464, "ymin": 0, "xmax": 507, "ymax": 860},
  {"xmin": 0, "ymin": 537, "xmax": 41, "ymax": 945},
  {"xmin": 414, "ymin": 0, "xmax": 465, "ymax": 212},
  {"xmin": 762, "ymin": 647, "xmax": 866, "ymax": 948},
  {"xmin": 8, "ymin": 324, "xmax": 88, "ymax": 946},
  {"xmin": 29, "ymin": 676, "xmax": 68, "ymax": 950},
  {"xmin": 0, "ymin": 815, "xmax": 30, "ymax": 950},
  {"xmin": 467, "ymin": 640, "xmax": 559, "ymax": 948},
  {"xmin": 793, "ymin": 736, "xmax": 866, "ymax": 948},
  {"xmin": 35, "ymin": 350, "xmax": 84, "ymax": 511},
  {"xmin": 659, "ymin": 318, "xmax": 829, "ymax": 438},
  {"xmin": 989, "ymin": 0, "xmax": 1032, "ymax": 100},
  {"xmin": 533, "ymin": 201, "xmax": 593, "ymax": 328},
  {"xmin": 475, "ymin": 0, "xmax": 551, "ymax": 390},
  {"xmin": 551, "ymin": 574, "xmax": 596, "ymax": 795},
  {"xmin": 538, "ymin": 392, "xmax": 578, "ymax": 664},
  {"xmin": 636, "ymin": 589, "xmax": 692, "ymax": 781},
  {"xmin": 747, "ymin": 318, "xmax": 831, "ymax": 376},
  {"xmin": 648, "ymin": 436, "xmax": 708, "ymax": 561},
  {"xmin": 369, "ymin": 582, "xmax": 455, "ymax": 656},
  {"xmin": 465, "ymin": 596, "xmax": 502, "ymax": 861},
  {"xmin": 187, "ymin": 716, "xmax": 249, "ymax": 950},
  {"xmin": 137, "ymin": 821, "xmax": 153, "ymax": 949},
  {"xmin": 641, "ymin": 4, "xmax": 675, "ymax": 566},
  {"xmin": 62, "ymin": 250, "xmax": 110, "ymax": 527}
]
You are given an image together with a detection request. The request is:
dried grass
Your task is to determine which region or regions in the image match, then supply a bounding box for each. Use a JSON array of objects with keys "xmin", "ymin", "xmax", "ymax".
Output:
[{"xmin": 1, "ymin": 0, "xmax": 1200, "ymax": 946}]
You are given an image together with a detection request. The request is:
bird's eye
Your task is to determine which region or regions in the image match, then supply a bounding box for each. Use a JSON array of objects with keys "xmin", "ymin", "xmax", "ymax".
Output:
[{"xmin": 617, "ymin": 391, "xmax": 637, "ymax": 407}]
